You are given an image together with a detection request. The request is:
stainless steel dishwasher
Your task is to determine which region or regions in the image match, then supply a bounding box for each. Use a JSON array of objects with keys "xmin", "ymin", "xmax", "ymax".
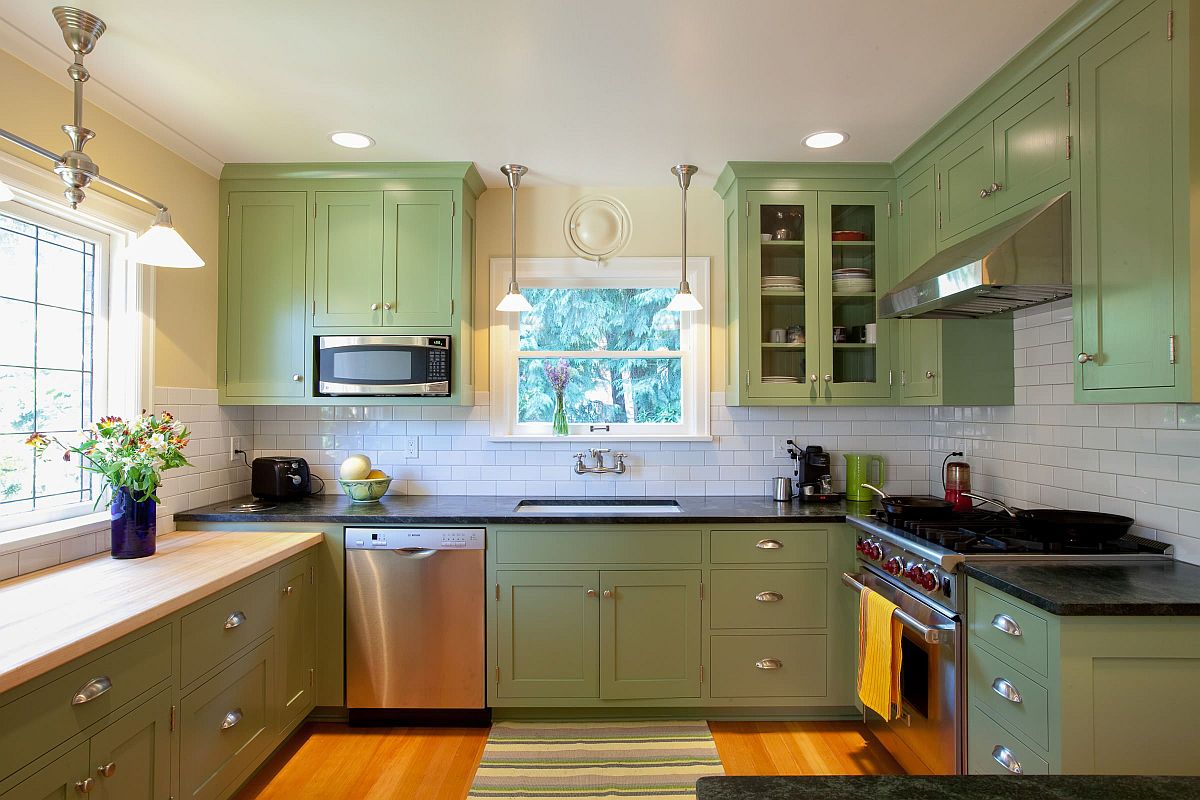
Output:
[{"xmin": 344, "ymin": 527, "xmax": 487, "ymax": 725}]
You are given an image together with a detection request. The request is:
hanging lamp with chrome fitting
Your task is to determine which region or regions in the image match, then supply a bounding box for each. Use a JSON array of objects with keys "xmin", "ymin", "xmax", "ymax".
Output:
[
  {"xmin": 665, "ymin": 164, "xmax": 702, "ymax": 312},
  {"xmin": 495, "ymin": 163, "xmax": 532, "ymax": 313},
  {"xmin": 0, "ymin": 7, "xmax": 203, "ymax": 268}
]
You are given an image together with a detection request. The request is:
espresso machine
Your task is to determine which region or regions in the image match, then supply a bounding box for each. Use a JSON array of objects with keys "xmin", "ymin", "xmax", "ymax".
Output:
[{"xmin": 788, "ymin": 442, "xmax": 837, "ymax": 502}]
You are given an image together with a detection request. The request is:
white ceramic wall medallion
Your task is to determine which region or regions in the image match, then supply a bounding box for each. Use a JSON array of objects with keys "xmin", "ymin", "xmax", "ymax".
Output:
[{"xmin": 563, "ymin": 195, "xmax": 632, "ymax": 262}]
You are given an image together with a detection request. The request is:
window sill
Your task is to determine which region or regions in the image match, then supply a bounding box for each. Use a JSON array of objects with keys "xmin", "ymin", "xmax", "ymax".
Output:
[
  {"xmin": 0, "ymin": 511, "xmax": 110, "ymax": 558},
  {"xmin": 489, "ymin": 434, "xmax": 714, "ymax": 443}
]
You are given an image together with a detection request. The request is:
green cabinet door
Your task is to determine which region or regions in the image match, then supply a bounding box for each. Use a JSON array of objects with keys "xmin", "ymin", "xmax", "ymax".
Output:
[
  {"xmin": 599, "ymin": 570, "xmax": 701, "ymax": 700},
  {"xmin": 277, "ymin": 555, "xmax": 316, "ymax": 732},
  {"xmin": 900, "ymin": 321, "xmax": 940, "ymax": 401},
  {"xmin": 897, "ymin": 166, "xmax": 937, "ymax": 280},
  {"xmin": 993, "ymin": 67, "xmax": 1071, "ymax": 213},
  {"xmin": 496, "ymin": 571, "xmax": 599, "ymax": 699},
  {"xmin": 383, "ymin": 191, "xmax": 455, "ymax": 327},
  {"xmin": 939, "ymin": 124, "xmax": 995, "ymax": 241},
  {"xmin": 313, "ymin": 191, "xmax": 385, "ymax": 327},
  {"xmin": 0, "ymin": 744, "xmax": 88, "ymax": 800},
  {"xmin": 89, "ymin": 688, "xmax": 172, "ymax": 800},
  {"xmin": 224, "ymin": 191, "xmax": 308, "ymax": 398},
  {"xmin": 1076, "ymin": 0, "xmax": 1176, "ymax": 393}
]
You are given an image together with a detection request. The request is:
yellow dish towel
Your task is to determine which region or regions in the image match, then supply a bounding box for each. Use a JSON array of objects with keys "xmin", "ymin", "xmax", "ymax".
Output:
[{"xmin": 857, "ymin": 586, "xmax": 903, "ymax": 721}]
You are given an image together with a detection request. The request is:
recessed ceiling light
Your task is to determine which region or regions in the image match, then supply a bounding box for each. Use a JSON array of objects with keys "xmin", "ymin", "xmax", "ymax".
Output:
[
  {"xmin": 803, "ymin": 131, "xmax": 848, "ymax": 149},
  {"xmin": 329, "ymin": 131, "xmax": 375, "ymax": 149}
]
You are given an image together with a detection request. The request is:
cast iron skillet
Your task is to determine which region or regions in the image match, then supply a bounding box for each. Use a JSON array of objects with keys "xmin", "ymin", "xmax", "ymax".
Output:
[
  {"xmin": 860, "ymin": 483, "xmax": 955, "ymax": 518},
  {"xmin": 963, "ymin": 492, "xmax": 1134, "ymax": 543}
]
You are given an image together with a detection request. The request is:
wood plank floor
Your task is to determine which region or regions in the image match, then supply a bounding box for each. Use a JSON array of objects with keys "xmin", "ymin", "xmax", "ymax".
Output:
[{"xmin": 235, "ymin": 720, "xmax": 902, "ymax": 799}]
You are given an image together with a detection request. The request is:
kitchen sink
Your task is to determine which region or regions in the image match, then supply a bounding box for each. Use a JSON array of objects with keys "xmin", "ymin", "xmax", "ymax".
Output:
[{"xmin": 514, "ymin": 499, "xmax": 683, "ymax": 514}]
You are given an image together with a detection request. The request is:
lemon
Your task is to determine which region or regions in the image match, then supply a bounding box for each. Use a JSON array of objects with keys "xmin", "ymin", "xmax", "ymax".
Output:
[{"xmin": 366, "ymin": 469, "xmax": 388, "ymax": 480}]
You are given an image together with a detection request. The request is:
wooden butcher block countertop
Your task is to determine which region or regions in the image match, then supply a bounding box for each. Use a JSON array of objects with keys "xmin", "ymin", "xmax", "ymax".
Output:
[{"xmin": 0, "ymin": 529, "xmax": 322, "ymax": 695}]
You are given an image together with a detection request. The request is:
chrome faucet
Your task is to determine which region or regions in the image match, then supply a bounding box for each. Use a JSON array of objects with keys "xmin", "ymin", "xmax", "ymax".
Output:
[{"xmin": 573, "ymin": 448, "xmax": 627, "ymax": 475}]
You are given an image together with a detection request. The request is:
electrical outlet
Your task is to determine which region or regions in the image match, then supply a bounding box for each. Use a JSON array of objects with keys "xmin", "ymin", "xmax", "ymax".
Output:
[
  {"xmin": 402, "ymin": 436, "xmax": 419, "ymax": 458},
  {"xmin": 773, "ymin": 437, "xmax": 795, "ymax": 459},
  {"xmin": 229, "ymin": 436, "xmax": 242, "ymax": 461}
]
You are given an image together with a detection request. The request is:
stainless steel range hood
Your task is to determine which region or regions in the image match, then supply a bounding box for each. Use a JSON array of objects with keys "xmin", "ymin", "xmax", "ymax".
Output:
[{"xmin": 878, "ymin": 193, "xmax": 1071, "ymax": 319}]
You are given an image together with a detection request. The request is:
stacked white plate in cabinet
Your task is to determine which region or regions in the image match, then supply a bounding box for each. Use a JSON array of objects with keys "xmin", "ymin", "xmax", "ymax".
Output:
[
  {"xmin": 761, "ymin": 275, "xmax": 803, "ymax": 291},
  {"xmin": 761, "ymin": 375, "xmax": 802, "ymax": 384},
  {"xmin": 832, "ymin": 268, "xmax": 874, "ymax": 293}
]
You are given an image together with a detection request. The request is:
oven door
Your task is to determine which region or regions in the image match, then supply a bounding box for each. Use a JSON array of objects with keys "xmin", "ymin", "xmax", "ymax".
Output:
[
  {"xmin": 317, "ymin": 335, "xmax": 450, "ymax": 396},
  {"xmin": 843, "ymin": 569, "xmax": 962, "ymax": 775}
]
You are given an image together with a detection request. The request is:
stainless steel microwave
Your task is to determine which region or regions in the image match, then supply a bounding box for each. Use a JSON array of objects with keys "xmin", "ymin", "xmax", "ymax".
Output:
[{"xmin": 317, "ymin": 335, "xmax": 450, "ymax": 397}]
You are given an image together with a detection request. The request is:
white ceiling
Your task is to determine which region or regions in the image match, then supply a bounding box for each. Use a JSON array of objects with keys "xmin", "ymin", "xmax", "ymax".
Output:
[{"xmin": 0, "ymin": 0, "xmax": 1076, "ymax": 187}]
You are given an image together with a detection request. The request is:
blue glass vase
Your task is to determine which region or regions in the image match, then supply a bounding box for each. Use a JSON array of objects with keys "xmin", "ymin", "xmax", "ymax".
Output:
[{"xmin": 110, "ymin": 486, "xmax": 156, "ymax": 559}]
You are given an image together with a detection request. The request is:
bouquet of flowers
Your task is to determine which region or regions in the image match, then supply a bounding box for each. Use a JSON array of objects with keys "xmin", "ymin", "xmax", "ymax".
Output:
[
  {"xmin": 26, "ymin": 412, "xmax": 191, "ymax": 506},
  {"xmin": 543, "ymin": 359, "xmax": 571, "ymax": 436}
]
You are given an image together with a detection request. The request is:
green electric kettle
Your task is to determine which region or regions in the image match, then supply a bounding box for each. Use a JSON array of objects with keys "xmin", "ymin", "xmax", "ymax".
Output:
[{"xmin": 844, "ymin": 454, "xmax": 885, "ymax": 502}]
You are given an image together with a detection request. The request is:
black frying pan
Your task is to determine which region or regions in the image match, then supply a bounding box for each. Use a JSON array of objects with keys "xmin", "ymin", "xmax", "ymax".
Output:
[
  {"xmin": 860, "ymin": 484, "xmax": 955, "ymax": 518},
  {"xmin": 963, "ymin": 492, "xmax": 1134, "ymax": 543}
]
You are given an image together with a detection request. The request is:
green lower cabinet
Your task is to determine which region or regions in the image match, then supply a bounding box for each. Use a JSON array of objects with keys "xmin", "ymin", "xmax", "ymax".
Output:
[
  {"xmin": 709, "ymin": 634, "xmax": 828, "ymax": 699},
  {"xmin": 0, "ymin": 743, "xmax": 89, "ymax": 800},
  {"xmin": 88, "ymin": 687, "xmax": 173, "ymax": 800},
  {"xmin": 709, "ymin": 569, "xmax": 827, "ymax": 630},
  {"xmin": 276, "ymin": 553, "xmax": 317, "ymax": 732},
  {"xmin": 600, "ymin": 571, "xmax": 702, "ymax": 700},
  {"xmin": 496, "ymin": 571, "xmax": 600, "ymax": 699},
  {"xmin": 967, "ymin": 701, "xmax": 1050, "ymax": 776}
]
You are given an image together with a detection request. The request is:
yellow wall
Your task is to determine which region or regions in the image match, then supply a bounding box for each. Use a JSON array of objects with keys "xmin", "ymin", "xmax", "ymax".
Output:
[
  {"xmin": 0, "ymin": 50, "xmax": 218, "ymax": 389},
  {"xmin": 473, "ymin": 185, "xmax": 727, "ymax": 390}
]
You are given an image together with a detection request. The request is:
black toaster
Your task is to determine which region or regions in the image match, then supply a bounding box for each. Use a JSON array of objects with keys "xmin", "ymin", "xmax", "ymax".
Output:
[{"xmin": 251, "ymin": 457, "xmax": 311, "ymax": 499}]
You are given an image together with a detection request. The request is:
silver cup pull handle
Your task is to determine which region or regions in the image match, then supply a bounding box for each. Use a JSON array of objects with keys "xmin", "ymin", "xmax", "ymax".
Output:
[
  {"xmin": 991, "ymin": 745, "xmax": 1023, "ymax": 774},
  {"xmin": 992, "ymin": 677, "xmax": 1023, "ymax": 704},
  {"xmin": 220, "ymin": 708, "xmax": 243, "ymax": 730},
  {"xmin": 755, "ymin": 658, "xmax": 783, "ymax": 670},
  {"xmin": 990, "ymin": 613, "xmax": 1022, "ymax": 637},
  {"xmin": 755, "ymin": 539, "xmax": 783, "ymax": 550},
  {"xmin": 71, "ymin": 676, "xmax": 112, "ymax": 705},
  {"xmin": 224, "ymin": 611, "xmax": 246, "ymax": 630},
  {"xmin": 755, "ymin": 591, "xmax": 783, "ymax": 603}
]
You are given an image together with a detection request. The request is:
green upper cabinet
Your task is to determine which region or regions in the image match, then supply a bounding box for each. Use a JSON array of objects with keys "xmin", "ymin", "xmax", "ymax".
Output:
[
  {"xmin": 938, "ymin": 125, "xmax": 996, "ymax": 240},
  {"xmin": 383, "ymin": 190, "xmax": 455, "ymax": 327},
  {"xmin": 1074, "ymin": 0, "xmax": 1185, "ymax": 400},
  {"xmin": 599, "ymin": 570, "xmax": 701, "ymax": 700},
  {"xmin": 993, "ymin": 67, "xmax": 1072, "ymax": 213},
  {"xmin": 314, "ymin": 191, "xmax": 385, "ymax": 327},
  {"xmin": 222, "ymin": 191, "xmax": 308, "ymax": 398},
  {"xmin": 896, "ymin": 165, "xmax": 937, "ymax": 281}
]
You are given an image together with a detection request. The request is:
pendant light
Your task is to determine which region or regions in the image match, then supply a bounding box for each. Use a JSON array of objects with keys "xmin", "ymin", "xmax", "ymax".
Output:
[
  {"xmin": 665, "ymin": 164, "xmax": 702, "ymax": 312},
  {"xmin": 0, "ymin": 7, "xmax": 204, "ymax": 268},
  {"xmin": 495, "ymin": 163, "xmax": 532, "ymax": 313}
]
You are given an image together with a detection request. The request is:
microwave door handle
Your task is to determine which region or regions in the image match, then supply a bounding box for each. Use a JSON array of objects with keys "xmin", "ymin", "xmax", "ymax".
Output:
[{"xmin": 840, "ymin": 572, "xmax": 955, "ymax": 645}]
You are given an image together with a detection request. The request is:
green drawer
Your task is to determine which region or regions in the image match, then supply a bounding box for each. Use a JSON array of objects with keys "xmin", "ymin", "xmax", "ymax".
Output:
[
  {"xmin": 968, "ymin": 584, "xmax": 1049, "ymax": 678},
  {"xmin": 180, "ymin": 639, "xmax": 274, "ymax": 800},
  {"xmin": 968, "ymin": 642, "xmax": 1050, "ymax": 751},
  {"xmin": 710, "ymin": 528, "xmax": 829, "ymax": 564},
  {"xmin": 708, "ymin": 634, "xmax": 827, "ymax": 698},
  {"xmin": 495, "ymin": 528, "xmax": 702, "ymax": 564},
  {"xmin": 709, "ymin": 569, "xmax": 827, "ymax": 630},
  {"xmin": 181, "ymin": 572, "xmax": 276, "ymax": 687},
  {"xmin": 0, "ymin": 625, "xmax": 171, "ymax": 782},
  {"xmin": 968, "ymin": 702, "xmax": 1050, "ymax": 775}
]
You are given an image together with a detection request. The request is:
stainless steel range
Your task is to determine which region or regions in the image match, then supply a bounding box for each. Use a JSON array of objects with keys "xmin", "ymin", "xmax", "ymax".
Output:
[{"xmin": 845, "ymin": 507, "xmax": 1172, "ymax": 776}]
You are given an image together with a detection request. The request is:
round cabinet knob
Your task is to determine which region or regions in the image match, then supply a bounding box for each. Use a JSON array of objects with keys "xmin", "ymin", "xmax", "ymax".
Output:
[
  {"xmin": 283, "ymin": 586, "xmax": 294, "ymax": 596},
  {"xmin": 586, "ymin": 589, "xmax": 597, "ymax": 598},
  {"xmin": 1077, "ymin": 352, "xmax": 1096, "ymax": 364},
  {"xmin": 980, "ymin": 187, "xmax": 991, "ymax": 198},
  {"xmin": 292, "ymin": 374, "xmax": 303, "ymax": 382},
  {"xmin": 96, "ymin": 762, "xmax": 116, "ymax": 778},
  {"xmin": 925, "ymin": 370, "xmax": 936, "ymax": 379},
  {"xmin": 809, "ymin": 374, "xmax": 818, "ymax": 384},
  {"xmin": 823, "ymin": 374, "xmax": 832, "ymax": 383},
  {"xmin": 990, "ymin": 182, "xmax": 1003, "ymax": 193},
  {"xmin": 602, "ymin": 590, "xmax": 613, "ymax": 599},
  {"xmin": 370, "ymin": 303, "xmax": 380, "ymax": 311},
  {"xmin": 75, "ymin": 778, "xmax": 95, "ymax": 794},
  {"xmin": 383, "ymin": 302, "xmax": 392, "ymax": 311}
]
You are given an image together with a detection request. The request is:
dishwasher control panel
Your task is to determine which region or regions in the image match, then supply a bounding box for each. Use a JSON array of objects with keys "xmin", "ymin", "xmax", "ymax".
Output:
[{"xmin": 344, "ymin": 527, "xmax": 485, "ymax": 550}]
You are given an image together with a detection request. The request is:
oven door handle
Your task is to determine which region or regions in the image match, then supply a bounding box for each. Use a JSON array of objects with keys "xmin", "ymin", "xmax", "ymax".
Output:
[{"xmin": 841, "ymin": 572, "xmax": 956, "ymax": 645}]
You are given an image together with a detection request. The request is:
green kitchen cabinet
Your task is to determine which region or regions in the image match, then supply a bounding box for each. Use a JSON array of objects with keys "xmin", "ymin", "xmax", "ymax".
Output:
[
  {"xmin": 221, "ymin": 191, "xmax": 308, "ymax": 399},
  {"xmin": 0, "ymin": 743, "xmax": 88, "ymax": 800},
  {"xmin": 495, "ymin": 570, "xmax": 600, "ymax": 699},
  {"xmin": 599, "ymin": 570, "xmax": 702, "ymax": 700},
  {"xmin": 1074, "ymin": 0, "xmax": 1194, "ymax": 401},
  {"xmin": 87, "ymin": 687, "xmax": 173, "ymax": 800},
  {"xmin": 938, "ymin": 125, "xmax": 996, "ymax": 241},
  {"xmin": 313, "ymin": 191, "xmax": 385, "ymax": 327},
  {"xmin": 383, "ymin": 190, "xmax": 455, "ymax": 327},
  {"xmin": 896, "ymin": 165, "xmax": 937, "ymax": 281},
  {"xmin": 276, "ymin": 552, "xmax": 317, "ymax": 732},
  {"xmin": 992, "ymin": 67, "xmax": 1072, "ymax": 214}
]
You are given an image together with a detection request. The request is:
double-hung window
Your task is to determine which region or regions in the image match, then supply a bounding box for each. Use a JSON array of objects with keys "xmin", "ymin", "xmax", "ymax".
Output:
[{"xmin": 490, "ymin": 258, "xmax": 710, "ymax": 439}]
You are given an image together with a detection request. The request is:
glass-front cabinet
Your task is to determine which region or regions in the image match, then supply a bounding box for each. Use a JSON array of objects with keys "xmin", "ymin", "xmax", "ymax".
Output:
[{"xmin": 733, "ymin": 175, "xmax": 893, "ymax": 404}]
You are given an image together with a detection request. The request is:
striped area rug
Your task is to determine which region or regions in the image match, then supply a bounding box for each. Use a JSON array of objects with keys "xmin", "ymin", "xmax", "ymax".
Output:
[{"xmin": 467, "ymin": 720, "xmax": 725, "ymax": 799}]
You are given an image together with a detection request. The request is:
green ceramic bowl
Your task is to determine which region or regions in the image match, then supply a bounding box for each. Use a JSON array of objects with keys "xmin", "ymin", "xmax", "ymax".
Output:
[{"xmin": 338, "ymin": 476, "xmax": 392, "ymax": 503}]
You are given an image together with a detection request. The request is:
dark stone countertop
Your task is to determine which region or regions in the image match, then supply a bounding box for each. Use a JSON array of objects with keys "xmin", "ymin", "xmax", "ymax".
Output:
[
  {"xmin": 964, "ymin": 560, "xmax": 1200, "ymax": 616},
  {"xmin": 695, "ymin": 775, "xmax": 1200, "ymax": 800},
  {"xmin": 175, "ymin": 494, "xmax": 860, "ymax": 526}
]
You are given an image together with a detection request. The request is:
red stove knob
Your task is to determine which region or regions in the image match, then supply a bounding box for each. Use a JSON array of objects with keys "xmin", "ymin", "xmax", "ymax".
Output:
[
  {"xmin": 920, "ymin": 571, "xmax": 938, "ymax": 591},
  {"xmin": 884, "ymin": 557, "xmax": 904, "ymax": 576},
  {"xmin": 904, "ymin": 563, "xmax": 922, "ymax": 581},
  {"xmin": 868, "ymin": 543, "xmax": 883, "ymax": 561},
  {"xmin": 856, "ymin": 539, "xmax": 867, "ymax": 553}
]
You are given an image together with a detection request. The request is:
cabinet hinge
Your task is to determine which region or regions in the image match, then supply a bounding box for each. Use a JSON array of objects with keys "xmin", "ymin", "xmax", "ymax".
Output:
[
  {"xmin": 309, "ymin": 565, "xmax": 315, "ymax": 585},
  {"xmin": 1167, "ymin": 9, "xmax": 1174, "ymax": 40},
  {"xmin": 223, "ymin": 368, "xmax": 228, "ymax": 386},
  {"xmin": 225, "ymin": 203, "xmax": 229, "ymax": 220},
  {"xmin": 745, "ymin": 369, "xmax": 751, "ymax": 390},
  {"xmin": 898, "ymin": 199, "xmax": 904, "ymax": 217},
  {"xmin": 699, "ymin": 581, "xmax": 704, "ymax": 600},
  {"xmin": 900, "ymin": 370, "xmax": 908, "ymax": 386},
  {"xmin": 309, "ymin": 668, "xmax": 315, "ymax": 687},
  {"xmin": 1169, "ymin": 335, "xmax": 1178, "ymax": 364},
  {"xmin": 745, "ymin": 200, "xmax": 750, "ymax": 218},
  {"xmin": 495, "ymin": 666, "xmax": 501, "ymax": 684},
  {"xmin": 312, "ymin": 300, "xmax": 316, "ymax": 319},
  {"xmin": 886, "ymin": 202, "xmax": 892, "ymax": 219},
  {"xmin": 450, "ymin": 299, "xmax": 455, "ymax": 317},
  {"xmin": 936, "ymin": 172, "xmax": 942, "ymax": 190},
  {"xmin": 495, "ymin": 583, "xmax": 500, "ymax": 601},
  {"xmin": 699, "ymin": 665, "xmax": 704, "ymax": 684},
  {"xmin": 888, "ymin": 370, "xmax": 894, "ymax": 387},
  {"xmin": 1066, "ymin": 135, "xmax": 1073, "ymax": 160},
  {"xmin": 451, "ymin": 200, "xmax": 456, "ymax": 217},
  {"xmin": 312, "ymin": 203, "xmax": 317, "ymax": 220},
  {"xmin": 937, "ymin": 211, "xmax": 943, "ymax": 229},
  {"xmin": 170, "ymin": 704, "xmax": 176, "ymax": 732}
]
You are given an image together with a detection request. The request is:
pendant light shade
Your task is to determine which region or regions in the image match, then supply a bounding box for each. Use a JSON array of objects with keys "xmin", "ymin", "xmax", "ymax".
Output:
[
  {"xmin": 124, "ymin": 208, "xmax": 204, "ymax": 268},
  {"xmin": 0, "ymin": 177, "xmax": 13, "ymax": 202},
  {"xmin": 496, "ymin": 163, "xmax": 531, "ymax": 313},
  {"xmin": 668, "ymin": 164, "xmax": 701, "ymax": 313}
]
